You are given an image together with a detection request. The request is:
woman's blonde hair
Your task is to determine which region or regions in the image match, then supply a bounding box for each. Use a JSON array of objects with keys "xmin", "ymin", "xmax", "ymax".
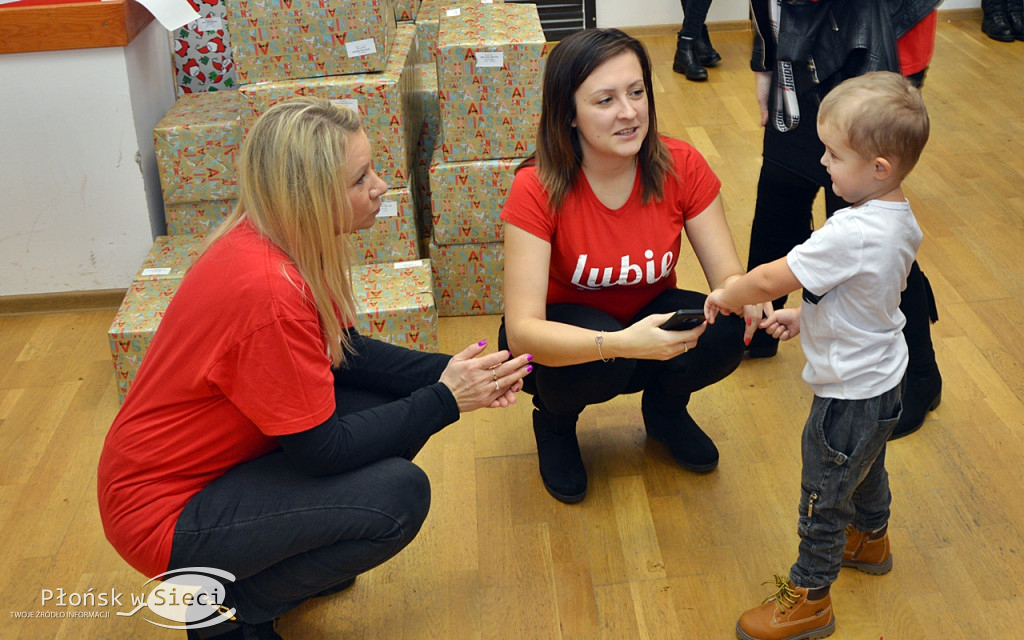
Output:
[{"xmin": 203, "ymin": 97, "xmax": 362, "ymax": 368}]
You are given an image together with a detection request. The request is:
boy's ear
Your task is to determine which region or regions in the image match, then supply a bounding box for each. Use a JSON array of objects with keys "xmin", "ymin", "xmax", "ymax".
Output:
[{"xmin": 874, "ymin": 156, "xmax": 894, "ymax": 180}]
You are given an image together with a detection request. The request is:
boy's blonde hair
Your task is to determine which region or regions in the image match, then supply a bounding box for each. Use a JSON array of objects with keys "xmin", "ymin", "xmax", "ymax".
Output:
[
  {"xmin": 204, "ymin": 97, "xmax": 361, "ymax": 368},
  {"xmin": 818, "ymin": 71, "xmax": 930, "ymax": 179}
]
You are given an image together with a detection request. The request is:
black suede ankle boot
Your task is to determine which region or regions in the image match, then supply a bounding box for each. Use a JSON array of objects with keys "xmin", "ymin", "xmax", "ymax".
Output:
[
  {"xmin": 532, "ymin": 400, "xmax": 586, "ymax": 503},
  {"xmin": 672, "ymin": 37, "xmax": 708, "ymax": 81},
  {"xmin": 641, "ymin": 389, "xmax": 718, "ymax": 472},
  {"xmin": 696, "ymin": 25, "xmax": 721, "ymax": 67}
]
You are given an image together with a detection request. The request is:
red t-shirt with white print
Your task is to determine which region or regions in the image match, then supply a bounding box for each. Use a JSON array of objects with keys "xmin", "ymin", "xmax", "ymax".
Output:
[
  {"xmin": 97, "ymin": 221, "xmax": 338, "ymax": 578},
  {"xmin": 500, "ymin": 137, "xmax": 721, "ymax": 324}
]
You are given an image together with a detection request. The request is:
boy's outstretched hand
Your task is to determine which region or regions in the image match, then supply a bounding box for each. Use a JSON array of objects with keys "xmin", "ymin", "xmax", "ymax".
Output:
[
  {"xmin": 760, "ymin": 307, "xmax": 801, "ymax": 342},
  {"xmin": 704, "ymin": 288, "xmax": 742, "ymax": 324}
]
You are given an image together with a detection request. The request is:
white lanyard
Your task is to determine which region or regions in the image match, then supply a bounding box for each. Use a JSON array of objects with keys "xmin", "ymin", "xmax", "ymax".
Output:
[{"xmin": 770, "ymin": 0, "xmax": 801, "ymax": 132}]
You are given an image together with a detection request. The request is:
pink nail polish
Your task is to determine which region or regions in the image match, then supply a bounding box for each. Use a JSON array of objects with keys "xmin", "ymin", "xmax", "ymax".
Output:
[
  {"xmin": 526, "ymin": 354, "xmax": 533, "ymax": 361},
  {"xmin": 526, "ymin": 365, "xmax": 533, "ymax": 373},
  {"xmin": 477, "ymin": 339, "xmax": 487, "ymax": 346}
]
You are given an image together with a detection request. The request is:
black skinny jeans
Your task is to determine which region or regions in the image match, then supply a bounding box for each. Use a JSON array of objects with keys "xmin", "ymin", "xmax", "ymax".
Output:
[
  {"xmin": 167, "ymin": 379, "xmax": 438, "ymax": 624},
  {"xmin": 499, "ymin": 288, "xmax": 745, "ymax": 419}
]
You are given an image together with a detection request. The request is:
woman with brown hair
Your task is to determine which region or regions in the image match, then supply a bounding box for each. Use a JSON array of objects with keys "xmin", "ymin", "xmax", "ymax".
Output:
[{"xmin": 499, "ymin": 29, "xmax": 759, "ymax": 504}]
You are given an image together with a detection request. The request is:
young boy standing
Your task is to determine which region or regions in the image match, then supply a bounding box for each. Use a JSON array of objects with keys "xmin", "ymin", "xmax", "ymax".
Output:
[{"xmin": 705, "ymin": 71, "xmax": 931, "ymax": 640}]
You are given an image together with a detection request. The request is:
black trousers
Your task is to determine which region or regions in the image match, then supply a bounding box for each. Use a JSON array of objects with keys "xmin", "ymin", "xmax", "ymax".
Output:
[{"xmin": 499, "ymin": 288, "xmax": 745, "ymax": 418}]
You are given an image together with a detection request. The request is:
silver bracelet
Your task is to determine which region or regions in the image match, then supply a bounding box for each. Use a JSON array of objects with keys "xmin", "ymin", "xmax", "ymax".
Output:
[{"xmin": 595, "ymin": 332, "xmax": 613, "ymax": 362}]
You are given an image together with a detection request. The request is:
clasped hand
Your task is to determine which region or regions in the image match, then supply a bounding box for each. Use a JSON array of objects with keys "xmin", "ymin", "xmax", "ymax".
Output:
[{"xmin": 439, "ymin": 341, "xmax": 534, "ymax": 412}]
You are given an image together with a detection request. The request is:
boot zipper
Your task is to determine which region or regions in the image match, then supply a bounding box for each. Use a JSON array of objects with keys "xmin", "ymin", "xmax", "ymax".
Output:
[{"xmin": 807, "ymin": 492, "xmax": 819, "ymax": 518}]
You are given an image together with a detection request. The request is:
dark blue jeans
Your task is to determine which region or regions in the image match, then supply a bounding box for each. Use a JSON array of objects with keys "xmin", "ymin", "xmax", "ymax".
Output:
[
  {"xmin": 790, "ymin": 381, "xmax": 903, "ymax": 589},
  {"xmin": 166, "ymin": 387, "xmax": 432, "ymax": 624}
]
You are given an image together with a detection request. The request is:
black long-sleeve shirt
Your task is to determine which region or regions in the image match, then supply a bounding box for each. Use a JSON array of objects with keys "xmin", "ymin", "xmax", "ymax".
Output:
[{"xmin": 279, "ymin": 332, "xmax": 459, "ymax": 476}]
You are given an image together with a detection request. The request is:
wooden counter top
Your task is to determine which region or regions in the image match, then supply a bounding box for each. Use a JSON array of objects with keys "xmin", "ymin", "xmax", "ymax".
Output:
[{"xmin": 0, "ymin": 0, "xmax": 155, "ymax": 54}]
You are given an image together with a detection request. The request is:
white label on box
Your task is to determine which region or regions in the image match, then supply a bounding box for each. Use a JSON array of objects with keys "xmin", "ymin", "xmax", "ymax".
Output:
[
  {"xmin": 446, "ymin": 7, "xmax": 460, "ymax": 15},
  {"xmin": 330, "ymin": 99, "xmax": 360, "ymax": 113},
  {"xmin": 481, "ymin": 0, "xmax": 494, "ymax": 3},
  {"xmin": 141, "ymin": 268, "xmax": 173, "ymax": 276},
  {"xmin": 476, "ymin": 51, "xmax": 504, "ymax": 68},
  {"xmin": 378, "ymin": 201, "xmax": 399, "ymax": 217},
  {"xmin": 346, "ymin": 38, "xmax": 377, "ymax": 58},
  {"xmin": 394, "ymin": 260, "xmax": 425, "ymax": 269},
  {"xmin": 197, "ymin": 17, "xmax": 222, "ymax": 32}
]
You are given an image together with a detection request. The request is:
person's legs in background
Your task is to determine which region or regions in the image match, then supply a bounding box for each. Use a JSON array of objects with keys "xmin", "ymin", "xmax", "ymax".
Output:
[
  {"xmin": 673, "ymin": 0, "xmax": 718, "ymax": 81},
  {"xmin": 745, "ymin": 160, "xmax": 823, "ymax": 357},
  {"xmin": 890, "ymin": 262, "xmax": 941, "ymax": 439}
]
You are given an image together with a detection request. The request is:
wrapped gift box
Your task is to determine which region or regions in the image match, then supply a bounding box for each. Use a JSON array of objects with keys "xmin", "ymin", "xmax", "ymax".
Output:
[
  {"xmin": 351, "ymin": 187, "xmax": 421, "ymax": 264},
  {"xmin": 395, "ymin": 0, "xmax": 419, "ymax": 21},
  {"xmin": 108, "ymin": 278, "xmax": 182, "ymax": 403},
  {"xmin": 240, "ymin": 23, "xmax": 418, "ymax": 189},
  {"xmin": 437, "ymin": 3, "xmax": 545, "ymax": 163},
  {"xmin": 154, "ymin": 90, "xmax": 242, "ymax": 205},
  {"xmin": 166, "ymin": 199, "xmax": 237, "ymax": 236},
  {"xmin": 171, "ymin": 2, "xmax": 238, "ymax": 95},
  {"xmin": 134, "ymin": 235, "xmax": 206, "ymax": 281},
  {"xmin": 428, "ymin": 240, "xmax": 502, "ymax": 316},
  {"xmin": 411, "ymin": 64, "xmax": 441, "ymax": 235},
  {"xmin": 226, "ymin": 0, "xmax": 397, "ymax": 84},
  {"xmin": 429, "ymin": 154, "xmax": 518, "ymax": 245},
  {"xmin": 414, "ymin": 0, "xmax": 502, "ymax": 65},
  {"xmin": 352, "ymin": 259, "xmax": 438, "ymax": 350}
]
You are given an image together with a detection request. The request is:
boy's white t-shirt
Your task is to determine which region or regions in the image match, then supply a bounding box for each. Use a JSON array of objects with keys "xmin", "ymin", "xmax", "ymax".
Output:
[{"xmin": 787, "ymin": 199, "xmax": 923, "ymax": 400}]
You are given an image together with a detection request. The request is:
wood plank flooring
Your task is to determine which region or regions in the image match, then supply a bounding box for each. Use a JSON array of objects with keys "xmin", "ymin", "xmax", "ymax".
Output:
[{"xmin": 2, "ymin": 17, "xmax": 1023, "ymax": 640}]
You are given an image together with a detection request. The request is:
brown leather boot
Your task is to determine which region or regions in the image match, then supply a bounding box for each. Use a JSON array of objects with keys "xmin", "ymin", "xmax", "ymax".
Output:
[
  {"xmin": 842, "ymin": 525, "xmax": 893, "ymax": 575},
  {"xmin": 736, "ymin": 575, "xmax": 835, "ymax": 640}
]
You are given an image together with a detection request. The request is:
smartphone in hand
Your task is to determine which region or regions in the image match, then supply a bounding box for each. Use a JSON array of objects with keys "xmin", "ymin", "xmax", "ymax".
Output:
[{"xmin": 659, "ymin": 309, "xmax": 706, "ymax": 331}]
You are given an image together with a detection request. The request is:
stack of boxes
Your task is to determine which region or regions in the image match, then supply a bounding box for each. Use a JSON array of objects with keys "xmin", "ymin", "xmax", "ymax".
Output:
[
  {"xmin": 427, "ymin": 2, "xmax": 546, "ymax": 315},
  {"xmin": 109, "ymin": 0, "xmax": 452, "ymax": 402}
]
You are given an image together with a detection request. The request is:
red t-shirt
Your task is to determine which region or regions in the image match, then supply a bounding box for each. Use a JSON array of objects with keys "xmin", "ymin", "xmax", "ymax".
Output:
[
  {"xmin": 899, "ymin": 11, "xmax": 937, "ymax": 77},
  {"xmin": 500, "ymin": 137, "xmax": 721, "ymax": 324},
  {"xmin": 97, "ymin": 221, "xmax": 337, "ymax": 578}
]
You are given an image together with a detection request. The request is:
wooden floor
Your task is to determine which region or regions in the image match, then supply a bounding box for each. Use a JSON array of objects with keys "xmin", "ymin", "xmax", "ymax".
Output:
[{"xmin": 2, "ymin": 17, "xmax": 1023, "ymax": 640}]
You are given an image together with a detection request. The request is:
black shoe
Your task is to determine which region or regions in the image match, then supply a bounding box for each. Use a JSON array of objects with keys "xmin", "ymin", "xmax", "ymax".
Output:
[
  {"xmin": 890, "ymin": 367, "xmax": 941, "ymax": 440},
  {"xmin": 187, "ymin": 617, "xmax": 283, "ymax": 640},
  {"xmin": 313, "ymin": 576, "xmax": 356, "ymax": 599},
  {"xmin": 532, "ymin": 406, "xmax": 587, "ymax": 503},
  {"xmin": 696, "ymin": 26, "xmax": 722, "ymax": 67},
  {"xmin": 672, "ymin": 38, "xmax": 708, "ymax": 81},
  {"xmin": 983, "ymin": 0, "xmax": 1017, "ymax": 41},
  {"xmin": 642, "ymin": 402, "xmax": 719, "ymax": 473},
  {"xmin": 1008, "ymin": 1, "xmax": 1024, "ymax": 39}
]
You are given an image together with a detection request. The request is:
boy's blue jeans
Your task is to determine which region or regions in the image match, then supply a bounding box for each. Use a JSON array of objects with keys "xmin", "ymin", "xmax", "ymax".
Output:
[{"xmin": 790, "ymin": 380, "xmax": 904, "ymax": 589}]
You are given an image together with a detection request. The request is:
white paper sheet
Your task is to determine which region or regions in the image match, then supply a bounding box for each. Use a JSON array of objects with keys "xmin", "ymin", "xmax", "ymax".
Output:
[{"xmin": 134, "ymin": 0, "xmax": 200, "ymax": 31}]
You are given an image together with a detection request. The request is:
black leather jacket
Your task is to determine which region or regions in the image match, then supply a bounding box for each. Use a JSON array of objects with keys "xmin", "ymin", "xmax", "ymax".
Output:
[
  {"xmin": 751, "ymin": 0, "xmax": 941, "ymax": 87},
  {"xmin": 749, "ymin": 0, "xmax": 940, "ymax": 182}
]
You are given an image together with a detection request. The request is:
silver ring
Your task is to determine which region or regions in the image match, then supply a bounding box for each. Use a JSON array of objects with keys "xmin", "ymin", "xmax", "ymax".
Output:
[{"xmin": 494, "ymin": 380, "xmax": 500, "ymax": 392}]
